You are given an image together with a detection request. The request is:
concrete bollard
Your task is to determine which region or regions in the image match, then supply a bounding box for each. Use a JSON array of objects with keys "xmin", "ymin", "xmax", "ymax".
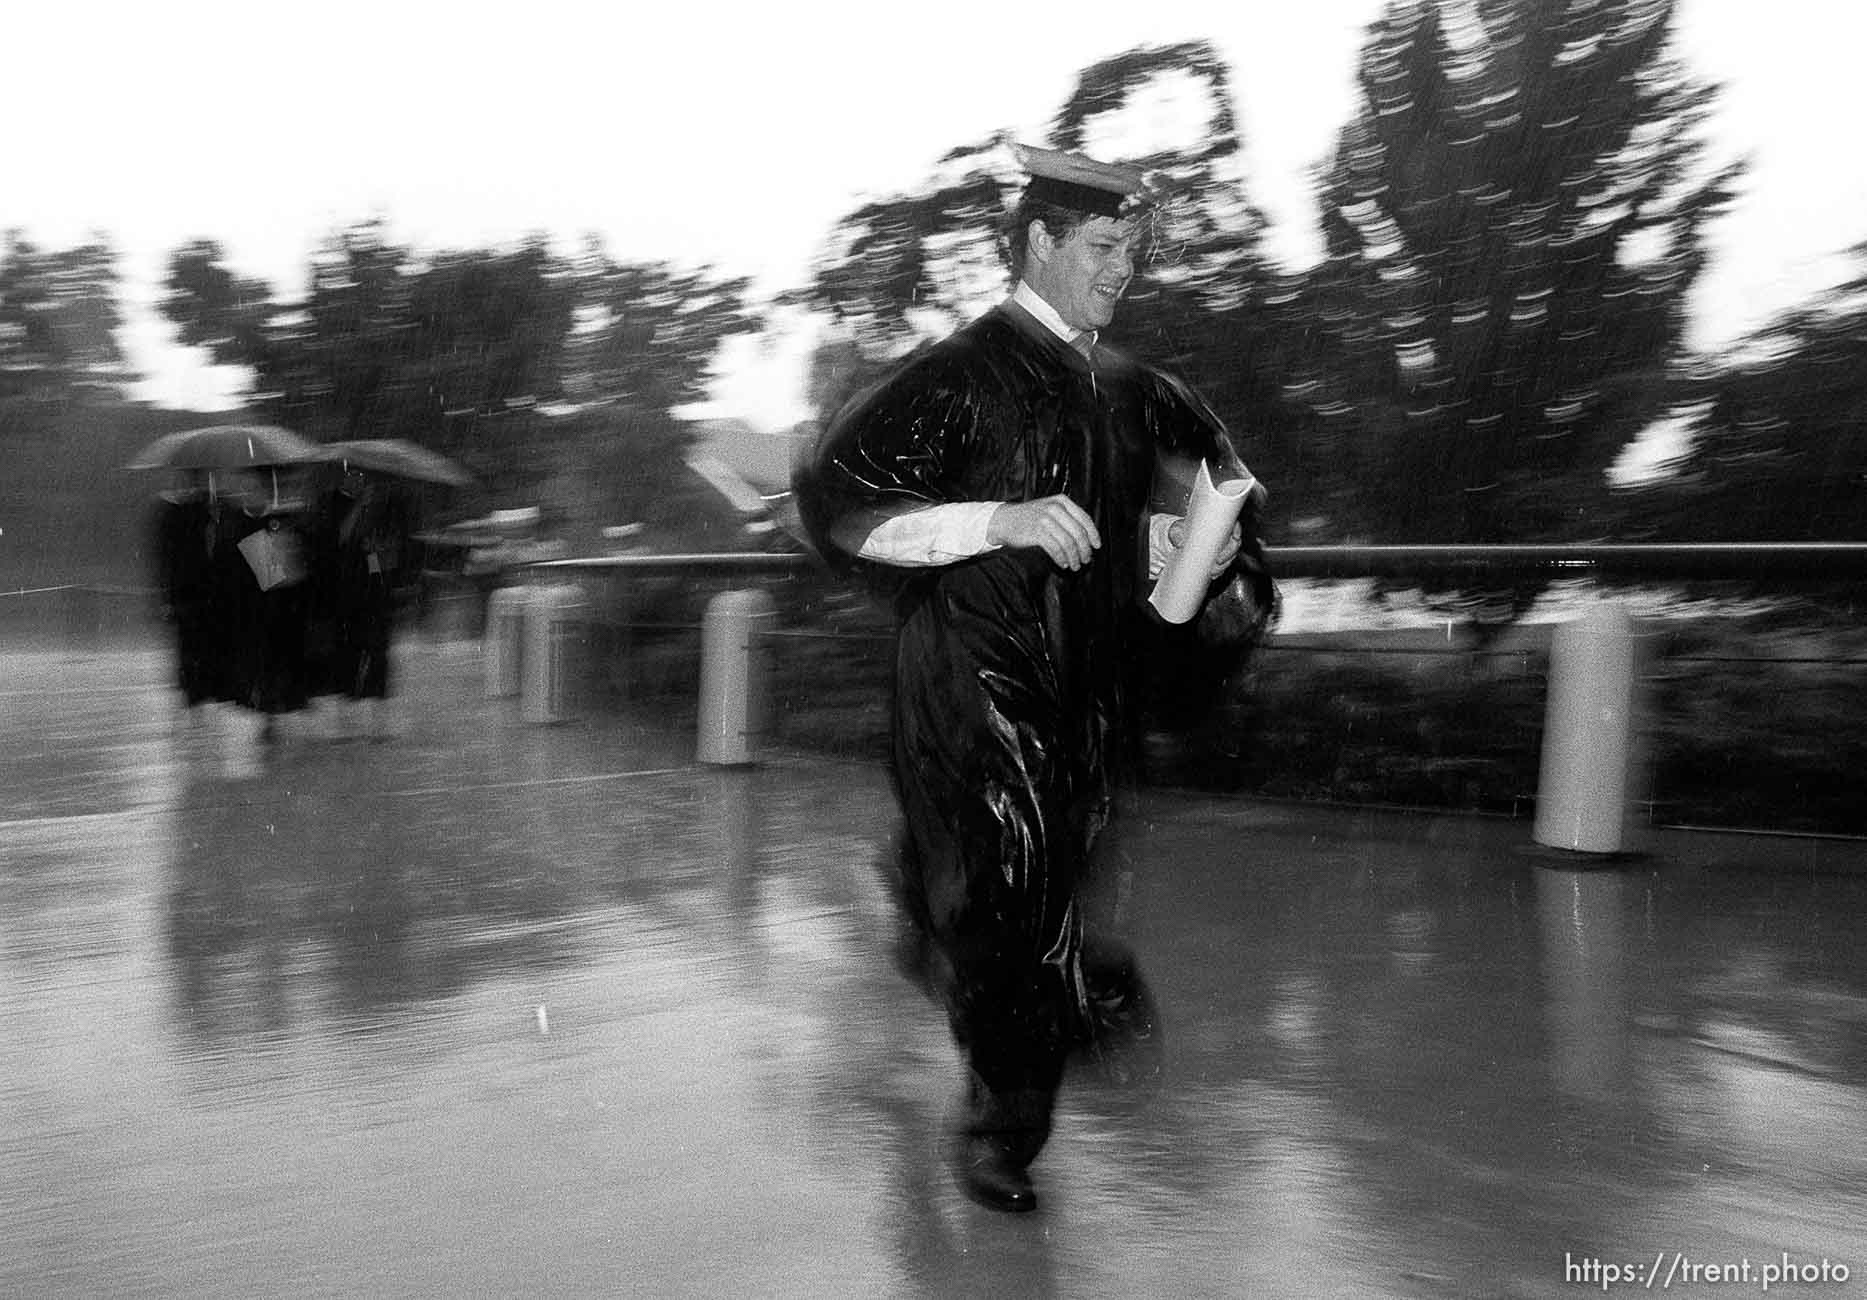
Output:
[
  {"xmin": 1533, "ymin": 602, "xmax": 1642, "ymax": 857},
  {"xmin": 697, "ymin": 589, "xmax": 775, "ymax": 766},
  {"xmin": 484, "ymin": 586, "xmax": 534, "ymax": 699},
  {"xmin": 521, "ymin": 583, "xmax": 587, "ymax": 724}
]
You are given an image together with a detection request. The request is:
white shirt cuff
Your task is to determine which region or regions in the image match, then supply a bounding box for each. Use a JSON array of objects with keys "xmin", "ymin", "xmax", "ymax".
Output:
[{"xmin": 856, "ymin": 501, "xmax": 1004, "ymax": 567}]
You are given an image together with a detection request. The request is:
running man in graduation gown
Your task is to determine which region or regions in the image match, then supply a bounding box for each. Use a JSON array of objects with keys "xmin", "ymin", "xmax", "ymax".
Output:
[{"xmin": 796, "ymin": 145, "xmax": 1273, "ymax": 1213}]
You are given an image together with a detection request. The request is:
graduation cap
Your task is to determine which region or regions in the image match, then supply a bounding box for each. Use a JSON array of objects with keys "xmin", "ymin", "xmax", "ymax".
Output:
[{"xmin": 1012, "ymin": 143, "xmax": 1165, "ymax": 219}]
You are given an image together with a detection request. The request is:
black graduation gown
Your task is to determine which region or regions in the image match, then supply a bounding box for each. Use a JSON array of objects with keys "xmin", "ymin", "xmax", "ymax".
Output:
[
  {"xmin": 216, "ymin": 511, "xmax": 312, "ymax": 717},
  {"xmin": 309, "ymin": 488, "xmax": 403, "ymax": 700},
  {"xmin": 151, "ymin": 498, "xmax": 220, "ymax": 704},
  {"xmin": 796, "ymin": 303, "xmax": 1259, "ymax": 1074}
]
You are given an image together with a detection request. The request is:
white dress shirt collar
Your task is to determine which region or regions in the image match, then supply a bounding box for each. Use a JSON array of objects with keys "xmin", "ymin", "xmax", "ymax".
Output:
[{"xmin": 1010, "ymin": 282, "xmax": 1095, "ymax": 349}]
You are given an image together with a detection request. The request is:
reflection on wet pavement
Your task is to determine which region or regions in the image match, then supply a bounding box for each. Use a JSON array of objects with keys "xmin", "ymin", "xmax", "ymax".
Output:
[{"xmin": 3, "ymin": 637, "xmax": 1865, "ymax": 1298}]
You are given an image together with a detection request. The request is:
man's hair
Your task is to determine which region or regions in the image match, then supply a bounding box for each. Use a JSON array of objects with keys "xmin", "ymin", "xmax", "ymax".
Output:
[{"xmin": 1000, "ymin": 193, "xmax": 1093, "ymax": 281}]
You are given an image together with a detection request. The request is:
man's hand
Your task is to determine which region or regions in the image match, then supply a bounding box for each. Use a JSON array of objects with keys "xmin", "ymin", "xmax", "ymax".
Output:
[
  {"xmin": 987, "ymin": 496, "xmax": 1101, "ymax": 571},
  {"xmin": 1162, "ymin": 516, "xmax": 1243, "ymax": 578}
]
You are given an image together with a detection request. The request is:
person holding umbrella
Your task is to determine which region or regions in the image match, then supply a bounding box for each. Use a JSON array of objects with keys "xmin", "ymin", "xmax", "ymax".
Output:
[
  {"xmin": 218, "ymin": 466, "xmax": 316, "ymax": 740},
  {"xmin": 148, "ymin": 473, "xmax": 221, "ymax": 714},
  {"xmin": 128, "ymin": 425, "xmax": 322, "ymax": 744},
  {"xmin": 308, "ymin": 463, "xmax": 414, "ymax": 739},
  {"xmin": 306, "ymin": 439, "xmax": 467, "ymax": 738}
]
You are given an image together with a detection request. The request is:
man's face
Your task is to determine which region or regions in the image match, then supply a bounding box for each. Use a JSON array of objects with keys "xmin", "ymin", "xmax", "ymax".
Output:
[{"xmin": 1026, "ymin": 214, "xmax": 1143, "ymax": 332}]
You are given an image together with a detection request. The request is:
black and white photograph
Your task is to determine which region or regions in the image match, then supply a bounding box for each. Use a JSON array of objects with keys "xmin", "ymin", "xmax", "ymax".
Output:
[{"xmin": 4, "ymin": 2, "xmax": 1866, "ymax": 1295}]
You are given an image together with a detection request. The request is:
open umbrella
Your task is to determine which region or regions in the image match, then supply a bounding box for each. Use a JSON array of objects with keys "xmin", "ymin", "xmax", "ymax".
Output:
[
  {"xmin": 321, "ymin": 438, "xmax": 474, "ymax": 488},
  {"xmin": 127, "ymin": 423, "xmax": 323, "ymax": 512},
  {"xmin": 125, "ymin": 423, "xmax": 322, "ymax": 472}
]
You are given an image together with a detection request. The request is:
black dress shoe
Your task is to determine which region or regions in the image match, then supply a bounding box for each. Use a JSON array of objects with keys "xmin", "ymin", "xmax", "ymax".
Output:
[{"xmin": 956, "ymin": 1138, "xmax": 1037, "ymax": 1213}]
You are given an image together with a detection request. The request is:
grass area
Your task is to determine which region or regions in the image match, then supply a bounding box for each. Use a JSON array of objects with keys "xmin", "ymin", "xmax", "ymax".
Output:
[
  {"xmin": 1144, "ymin": 642, "xmax": 1548, "ymax": 816},
  {"xmin": 1643, "ymin": 621, "xmax": 1867, "ymax": 835}
]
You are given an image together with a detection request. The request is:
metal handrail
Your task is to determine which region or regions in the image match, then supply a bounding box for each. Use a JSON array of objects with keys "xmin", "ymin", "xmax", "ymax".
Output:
[
  {"xmin": 536, "ymin": 553, "xmax": 814, "ymax": 574},
  {"xmin": 535, "ymin": 542, "xmax": 1867, "ymax": 581},
  {"xmin": 1263, "ymin": 542, "xmax": 1867, "ymax": 580}
]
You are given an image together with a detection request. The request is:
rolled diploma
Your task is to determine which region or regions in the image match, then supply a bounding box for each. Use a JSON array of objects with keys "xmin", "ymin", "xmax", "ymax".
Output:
[{"xmin": 1147, "ymin": 459, "xmax": 1255, "ymax": 624}]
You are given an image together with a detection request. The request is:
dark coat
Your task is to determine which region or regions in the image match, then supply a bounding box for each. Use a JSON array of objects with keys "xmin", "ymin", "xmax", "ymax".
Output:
[
  {"xmin": 308, "ymin": 487, "xmax": 407, "ymax": 699},
  {"xmin": 151, "ymin": 498, "xmax": 221, "ymax": 704},
  {"xmin": 795, "ymin": 302, "xmax": 1269, "ymax": 1059},
  {"xmin": 214, "ymin": 510, "xmax": 312, "ymax": 716}
]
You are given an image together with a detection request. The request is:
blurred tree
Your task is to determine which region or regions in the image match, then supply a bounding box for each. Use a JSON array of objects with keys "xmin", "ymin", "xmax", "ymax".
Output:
[
  {"xmin": 287, "ymin": 221, "xmax": 422, "ymax": 443},
  {"xmin": 386, "ymin": 236, "xmax": 578, "ymax": 479},
  {"xmin": 163, "ymin": 222, "xmax": 576, "ymax": 488},
  {"xmin": 163, "ymin": 225, "xmax": 758, "ymax": 539},
  {"xmin": 555, "ymin": 242, "xmax": 760, "ymax": 539},
  {"xmin": 1617, "ymin": 244, "xmax": 1867, "ymax": 541},
  {"xmin": 160, "ymin": 236, "xmax": 276, "ymax": 368},
  {"xmin": 563, "ymin": 244, "xmax": 758, "ymax": 413},
  {"xmin": 1307, "ymin": 0, "xmax": 1740, "ymax": 617},
  {"xmin": 794, "ymin": 132, "xmax": 1016, "ymax": 357},
  {"xmin": 0, "ymin": 231, "xmax": 129, "ymax": 399}
]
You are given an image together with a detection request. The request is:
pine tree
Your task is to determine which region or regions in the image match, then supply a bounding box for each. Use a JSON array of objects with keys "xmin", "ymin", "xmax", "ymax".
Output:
[
  {"xmin": 1622, "ymin": 243, "xmax": 1867, "ymax": 543},
  {"xmin": 0, "ymin": 232, "xmax": 129, "ymax": 397},
  {"xmin": 1309, "ymin": 0, "xmax": 1740, "ymax": 574}
]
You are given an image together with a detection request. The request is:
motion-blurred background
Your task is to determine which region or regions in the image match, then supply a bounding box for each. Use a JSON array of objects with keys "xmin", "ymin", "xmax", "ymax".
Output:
[{"xmin": 6, "ymin": 0, "xmax": 1864, "ymax": 832}]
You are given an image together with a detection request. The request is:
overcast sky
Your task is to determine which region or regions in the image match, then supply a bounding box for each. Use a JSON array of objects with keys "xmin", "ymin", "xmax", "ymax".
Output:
[{"xmin": 8, "ymin": 0, "xmax": 1865, "ymax": 427}]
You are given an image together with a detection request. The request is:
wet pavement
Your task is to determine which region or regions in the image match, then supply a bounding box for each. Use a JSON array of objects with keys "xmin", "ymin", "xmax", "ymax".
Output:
[{"xmin": 3, "ymin": 628, "xmax": 1866, "ymax": 1299}]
